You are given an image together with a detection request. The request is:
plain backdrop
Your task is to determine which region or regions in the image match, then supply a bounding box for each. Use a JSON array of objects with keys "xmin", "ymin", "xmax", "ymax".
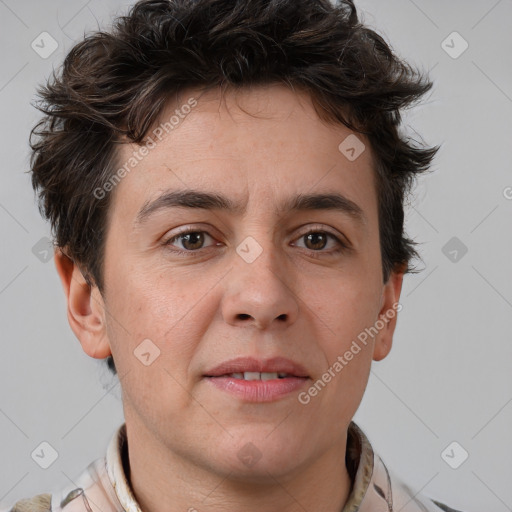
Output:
[{"xmin": 0, "ymin": 1, "xmax": 511, "ymax": 511}]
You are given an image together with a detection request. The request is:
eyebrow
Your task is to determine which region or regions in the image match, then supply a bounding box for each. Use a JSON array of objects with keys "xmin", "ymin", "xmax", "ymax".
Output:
[{"xmin": 134, "ymin": 189, "xmax": 367, "ymax": 228}]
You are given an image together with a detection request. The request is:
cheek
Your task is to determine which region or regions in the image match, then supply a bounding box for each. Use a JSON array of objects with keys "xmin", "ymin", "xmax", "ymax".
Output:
[
  {"xmin": 105, "ymin": 267, "xmax": 215, "ymax": 370},
  {"xmin": 304, "ymin": 271, "xmax": 381, "ymax": 343},
  {"xmin": 300, "ymin": 273, "xmax": 381, "ymax": 408},
  {"xmin": 103, "ymin": 275, "xmax": 208, "ymax": 418},
  {"xmin": 312, "ymin": 306, "xmax": 375, "ymax": 416}
]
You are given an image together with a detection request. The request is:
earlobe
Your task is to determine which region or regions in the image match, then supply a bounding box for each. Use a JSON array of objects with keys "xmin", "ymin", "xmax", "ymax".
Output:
[
  {"xmin": 372, "ymin": 267, "xmax": 405, "ymax": 362},
  {"xmin": 54, "ymin": 247, "xmax": 112, "ymax": 360}
]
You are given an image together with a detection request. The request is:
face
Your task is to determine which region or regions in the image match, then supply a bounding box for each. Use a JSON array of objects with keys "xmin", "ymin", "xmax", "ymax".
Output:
[{"xmin": 58, "ymin": 83, "xmax": 403, "ymax": 481}]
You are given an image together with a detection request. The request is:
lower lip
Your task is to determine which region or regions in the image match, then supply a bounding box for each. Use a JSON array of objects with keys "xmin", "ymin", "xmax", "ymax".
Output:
[{"xmin": 204, "ymin": 376, "xmax": 309, "ymax": 402}]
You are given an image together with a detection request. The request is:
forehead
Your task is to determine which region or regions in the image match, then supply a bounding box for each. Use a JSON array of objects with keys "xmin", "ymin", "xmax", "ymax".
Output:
[{"xmin": 109, "ymin": 84, "xmax": 378, "ymax": 228}]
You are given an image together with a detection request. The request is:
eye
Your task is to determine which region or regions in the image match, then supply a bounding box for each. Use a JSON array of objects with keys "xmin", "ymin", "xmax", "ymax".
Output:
[
  {"xmin": 164, "ymin": 229, "xmax": 217, "ymax": 252},
  {"xmin": 163, "ymin": 227, "xmax": 349, "ymax": 257},
  {"xmin": 292, "ymin": 229, "xmax": 348, "ymax": 255}
]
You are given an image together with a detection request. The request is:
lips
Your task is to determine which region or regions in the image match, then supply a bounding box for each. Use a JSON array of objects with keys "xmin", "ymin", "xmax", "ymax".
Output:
[
  {"xmin": 203, "ymin": 357, "xmax": 310, "ymax": 402},
  {"xmin": 204, "ymin": 356, "xmax": 310, "ymax": 378}
]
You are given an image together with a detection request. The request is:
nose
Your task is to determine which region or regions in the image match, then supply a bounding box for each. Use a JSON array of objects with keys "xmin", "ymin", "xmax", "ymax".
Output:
[{"xmin": 220, "ymin": 239, "xmax": 300, "ymax": 330}]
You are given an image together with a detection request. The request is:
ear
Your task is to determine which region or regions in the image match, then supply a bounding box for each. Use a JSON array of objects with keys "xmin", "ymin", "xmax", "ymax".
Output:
[
  {"xmin": 54, "ymin": 247, "xmax": 111, "ymax": 360},
  {"xmin": 372, "ymin": 265, "xmax": 405, "ymax": 362}
]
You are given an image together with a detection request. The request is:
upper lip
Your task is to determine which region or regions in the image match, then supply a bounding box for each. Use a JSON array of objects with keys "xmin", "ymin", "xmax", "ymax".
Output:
[{"xmin": 204, "ymin": 357, "xmax": 310, "ymax": 378}]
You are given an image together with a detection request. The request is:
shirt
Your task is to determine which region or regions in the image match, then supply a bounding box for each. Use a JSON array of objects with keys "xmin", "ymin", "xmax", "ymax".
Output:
[{"xmin": 6, "ymin": 421, "xmax": 464, "ymax": 512}]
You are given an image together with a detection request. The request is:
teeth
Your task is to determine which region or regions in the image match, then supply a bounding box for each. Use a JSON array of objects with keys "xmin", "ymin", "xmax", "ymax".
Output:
[
  {"xmin": 244, "ymin": 372, "xmax": 261, "ymax": 381},
  {"xmin": 227, "ymin": 372, "xmax": 283, "ymax": 380}
]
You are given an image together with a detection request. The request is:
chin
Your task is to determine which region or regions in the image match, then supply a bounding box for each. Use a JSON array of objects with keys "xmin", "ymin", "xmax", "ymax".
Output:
[{"xmin": 210, "ymin": 429, "xmax": 313, "ymax": 481}]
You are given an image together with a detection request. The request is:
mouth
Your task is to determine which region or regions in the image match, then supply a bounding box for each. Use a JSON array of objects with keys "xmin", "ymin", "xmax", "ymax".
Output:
[
  {"xmin": 204, "ymin": 356, "xmax": 310, "ymax": 378},
  {"xmin": 203, "ymin": 357, "xmax": 310, "ymax": 402}
]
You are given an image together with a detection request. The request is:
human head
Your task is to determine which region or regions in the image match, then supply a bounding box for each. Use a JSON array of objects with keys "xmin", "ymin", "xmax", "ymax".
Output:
[
  {"xmin": 30, "ymin": 0, "xmax": 436, "ymax": 374},
  {"xmin": 29, "ymin": 0, "xmax": 439, "ymax": 492}
]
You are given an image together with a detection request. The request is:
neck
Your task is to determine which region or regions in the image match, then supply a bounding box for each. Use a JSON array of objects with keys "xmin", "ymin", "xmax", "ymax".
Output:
[{"xmin": 122, "ymin": 417, "xmax": 353, "ymax": 512}]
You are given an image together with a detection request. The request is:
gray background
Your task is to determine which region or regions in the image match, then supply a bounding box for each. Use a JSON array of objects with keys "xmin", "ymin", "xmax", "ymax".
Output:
[{"xmin": 0, "ymin": 0, "xmax": 511, "ymax": 510}]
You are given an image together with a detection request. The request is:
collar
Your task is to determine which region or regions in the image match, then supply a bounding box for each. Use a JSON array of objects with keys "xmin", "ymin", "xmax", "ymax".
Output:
[
  {"xmin": 105, "ymin": 421, "xmax": 375, "ymax": 512},
  {"xmin": 106, "ymin": 424, "xmax": 142, "ymax": 512}
]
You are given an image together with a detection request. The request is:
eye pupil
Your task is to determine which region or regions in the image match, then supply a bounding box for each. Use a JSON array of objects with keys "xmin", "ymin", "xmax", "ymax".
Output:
[
  {"xmin": 305, "ymin": 232, "xmax": 327, "ymax": 250},
  {"xmin": 182, "ymin": 232, "xmax": 204, "ymax": 250}
]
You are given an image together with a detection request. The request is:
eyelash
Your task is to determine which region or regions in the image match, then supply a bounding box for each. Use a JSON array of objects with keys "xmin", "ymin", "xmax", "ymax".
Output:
[{"xmin": 163, "ymin": 227, "xmax": 349, "ymax": 258}]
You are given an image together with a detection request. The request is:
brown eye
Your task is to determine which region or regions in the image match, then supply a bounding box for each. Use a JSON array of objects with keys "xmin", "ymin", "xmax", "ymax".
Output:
[
  {"xmin": 303, "ymin": 232, "xmax": 329, "ymax": 251},
  {"xmin": 165, "ymin": 230, "xmax": 216, "ymax": 251},
  {"xmin": 180, "ymin": 232, "xmax": 205, "ymax": 250},
  {"xmin": 291, "ymin": 228, "xmax": 349, "ymax": 258}
]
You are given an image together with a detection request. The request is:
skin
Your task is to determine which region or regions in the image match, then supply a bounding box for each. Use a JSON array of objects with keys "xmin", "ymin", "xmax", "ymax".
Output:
[{"xmin": 55, "ymin": 83, "xmax": 404, "ymax": 512}]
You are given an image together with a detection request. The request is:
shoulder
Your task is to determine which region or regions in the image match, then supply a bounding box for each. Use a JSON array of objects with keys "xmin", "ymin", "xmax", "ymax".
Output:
[
  {"xmin": 2, "ymin": 457, "xmax": 115, "ymax": 512},
  {"xmin": 6, "ymin": 494, "xmax": 52, "ymax": 512},
  {"xmin": 2, "ymin": 425, "xmax": 126, "ymax": 512},
  {"xmin": 346, "ymin": 422, "xmax": 467, "ymax": 512},
  {"xmin": 372, "ymin": 453, "xmax": 466, "ymax": 512}
]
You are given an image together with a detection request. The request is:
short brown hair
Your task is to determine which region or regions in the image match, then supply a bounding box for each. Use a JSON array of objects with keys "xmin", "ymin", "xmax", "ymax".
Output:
[{"xmin": 29, "ymin": 0, "xmax": 438, "ymax": 375}]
